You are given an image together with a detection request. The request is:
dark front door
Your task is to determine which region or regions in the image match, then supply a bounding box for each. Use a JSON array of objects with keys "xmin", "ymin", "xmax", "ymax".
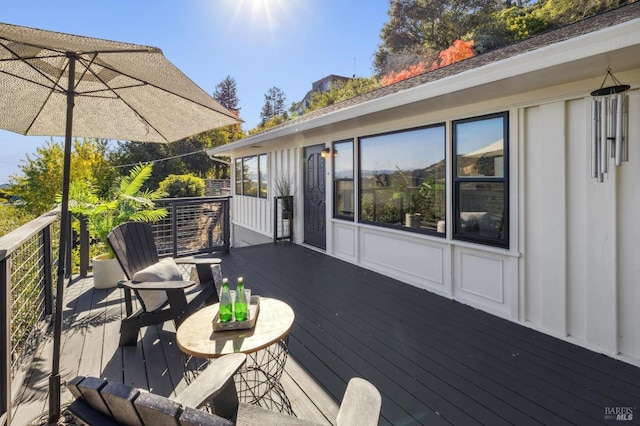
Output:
[{"xmin": 303, "ymin": 145, "xmax": 327, "ymax": 249}]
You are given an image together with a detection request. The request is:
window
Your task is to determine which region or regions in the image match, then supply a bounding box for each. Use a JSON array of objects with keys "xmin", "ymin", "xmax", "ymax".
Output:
[
  {"xmin": 235, "ymin": 154, "xmax": 267, "ymax": 197},
  {"xmin": 333, "ymin": 139, "xmax": 354, "ymax": 220},
  {"xmin": 359, "ymin": 125, "xmax": 446, "ymax": 234},
  {"xmin": 258, "ymin": 154, "xmax": 268, "ymax": 198},
  {"xmin": 234, "ymin": 158, "xmax": 242, "ymax": 195},
  {"xmin": 242, "ymin": 156, "xmax": 258, "ymax": 196},
  {"xmin": 453, "ymin": 112, "xmax": 508, "ymax": 247}
]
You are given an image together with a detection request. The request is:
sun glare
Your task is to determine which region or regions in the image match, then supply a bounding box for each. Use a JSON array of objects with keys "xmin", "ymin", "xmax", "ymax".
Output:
[{"xmin": 227, "ymin": 0, "xmax": 300, "ymax": 40}]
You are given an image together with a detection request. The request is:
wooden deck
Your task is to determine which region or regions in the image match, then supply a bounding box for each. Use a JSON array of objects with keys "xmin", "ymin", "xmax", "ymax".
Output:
[{"xmin": 11, "ymin": 243, "xmax": 640, "ymax": 425}]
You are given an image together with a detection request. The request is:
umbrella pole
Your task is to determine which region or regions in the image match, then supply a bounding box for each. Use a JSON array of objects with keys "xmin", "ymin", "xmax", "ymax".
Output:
[{"xmin": 48, "ymin": 54, "xmax": 75, "ymax": 423}]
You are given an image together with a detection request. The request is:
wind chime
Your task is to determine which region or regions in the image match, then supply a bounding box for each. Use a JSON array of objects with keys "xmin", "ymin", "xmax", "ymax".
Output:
[{"xmin": 591, "ymin": 68, "xmax": 630, "ymax": 182}]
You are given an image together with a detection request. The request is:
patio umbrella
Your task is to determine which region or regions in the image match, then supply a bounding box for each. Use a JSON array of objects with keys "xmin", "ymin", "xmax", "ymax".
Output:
[{"xmin": 0, "ymin": 22, "xmax": 239, "ymax": 423}]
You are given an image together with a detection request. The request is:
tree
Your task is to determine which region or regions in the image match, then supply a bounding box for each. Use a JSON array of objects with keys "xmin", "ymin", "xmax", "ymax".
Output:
[
  {"xmin": 260, "ymin": 87, "xmax": 287, "ymax": 125},
  {"xmin": 11, "ymin": 138, "xmax": 115, "ymax": 216},
  {"xmin": 380, "ymin": 39, "xmax": 476, "ymax": 86},
  {"xmin": 374, "ymin": 0, "xmax": 500, "ymax": 76},
  {"xmin": 213, "ymin": 76, "xmax": 240, "ymax": 113},
  {"xmin": 158, "ymin": 174, "xmax": 205, "ymax": 198},
  {"xmin": 533, "ymin": 0, "xmax": 634, "ymax": 27}
]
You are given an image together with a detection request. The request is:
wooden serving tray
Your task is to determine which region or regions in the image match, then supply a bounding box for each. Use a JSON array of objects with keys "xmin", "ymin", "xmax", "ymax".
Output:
[{"xmin": 212, "ymin": 295, "xmax": 260, "ymax": 331}]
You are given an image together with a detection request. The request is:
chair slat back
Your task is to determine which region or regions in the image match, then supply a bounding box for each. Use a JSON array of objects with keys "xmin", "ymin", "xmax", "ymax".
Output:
[{"xmin": 108, "ymin": 222, "xmax": 160, "ymax": 279}]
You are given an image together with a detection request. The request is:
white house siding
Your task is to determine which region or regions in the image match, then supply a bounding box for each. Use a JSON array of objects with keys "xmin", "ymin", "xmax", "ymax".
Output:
[
  {"xmin": 521, "ymin": 88, "xmax": 640, "ymax": 365},
  {"xmin": 215, "ymin": 14, "xmax": 640, "ymax": 366},
  {"xmin": 231, "ymin": 147, "xmax": 300, "ymax": 246}
]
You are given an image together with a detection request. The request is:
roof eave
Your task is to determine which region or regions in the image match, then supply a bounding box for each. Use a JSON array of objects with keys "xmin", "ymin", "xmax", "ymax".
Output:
[{"xmin": 208, "ymin": 17, "xmax": 640, "ymax": 157}]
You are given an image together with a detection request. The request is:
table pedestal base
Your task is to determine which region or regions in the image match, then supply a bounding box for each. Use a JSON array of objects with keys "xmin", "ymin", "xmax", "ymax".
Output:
[{"xmin": 183, "ymin": 336, "xmax": 294, "ymax": 416}]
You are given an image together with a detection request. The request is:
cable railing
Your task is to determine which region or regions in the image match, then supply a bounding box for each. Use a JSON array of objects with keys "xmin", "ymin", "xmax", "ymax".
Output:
[
  {"xmin": 1, "ymin": 196, "xmax": 230, "ymax": 425},
  {"xmin": 1, "ymin": 209, "xmax": 60, "ymax": 426}
]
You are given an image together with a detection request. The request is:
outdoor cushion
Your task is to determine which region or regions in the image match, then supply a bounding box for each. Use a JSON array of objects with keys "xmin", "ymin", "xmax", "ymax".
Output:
[{"xmin": 132, "ymin": 258, "xmax": 182, "ymax": 311}]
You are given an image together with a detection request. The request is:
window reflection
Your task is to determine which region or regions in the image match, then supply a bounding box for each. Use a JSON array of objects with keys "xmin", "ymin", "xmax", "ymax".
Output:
[
  {"xmin": 333, "ymin": 140, "xmax": 354, "ymax": 219},
  {"xmin": 258, "ymin": 154, "xmax": 268, "ymax": 198},
  {"xmin": 359, "ymin": 125, "xmax": 446, "ymax": 233},
  {"xmin": 234, "ymin": 158, "xmax": 242, "ymax": 195},
  {"xmin": 456, "ymin": 117, "xmax": 504, "ymax": 177},
  {"xmin": 453, "ymin": 113, "xmax": 508, "ymax": 247},
  {"xmin": 242, "ymin": 156, "xmax": 258, "ymax": 197}
]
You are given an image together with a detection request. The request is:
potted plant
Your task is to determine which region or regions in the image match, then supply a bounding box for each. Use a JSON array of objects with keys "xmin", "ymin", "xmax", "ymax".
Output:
[{"xmin": 67, "ymin": 163, "xmax": 168, "ymax": 288}]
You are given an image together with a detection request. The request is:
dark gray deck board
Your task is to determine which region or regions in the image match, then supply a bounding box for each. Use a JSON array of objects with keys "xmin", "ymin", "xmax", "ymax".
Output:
[
  {"xmin": 215, "ymin": 243, "xmax": 640, "ymax": 426},
  {"xmin": 11, "ymin": 243, "xmax": 640, "ymax": 425}
]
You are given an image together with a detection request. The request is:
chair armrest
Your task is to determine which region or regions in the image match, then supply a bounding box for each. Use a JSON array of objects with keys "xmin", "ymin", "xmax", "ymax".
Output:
[
  {"xmin": 173, "ymin": 353, "xmax": 246, "ymax": 415},
  {"xmin": 174, "ymin": 256, "xmax": 222, "ymax": 266},
  {"xmin": 117, "ymin": 279, "xmax": 196, "ymax": 291},
  {"xmin": 336, "ymin": 378, "xmax": 382, "ymax": 426}
]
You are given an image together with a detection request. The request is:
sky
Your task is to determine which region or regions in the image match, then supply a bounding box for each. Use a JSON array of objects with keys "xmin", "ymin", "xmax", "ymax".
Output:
[{"xmin": 0, "ymin": 0, "xmax": 390, "ymax": 185}]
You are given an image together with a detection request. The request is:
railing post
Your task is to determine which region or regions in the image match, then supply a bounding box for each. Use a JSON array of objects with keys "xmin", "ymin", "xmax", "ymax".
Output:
[
  {"xmin": 1, "ymin": 256, "xmax": 12, "ymax": 426},
  {"xmin": 224, "ymin": 198, "xmax": 230, "ymax": 253},
  {"xmin": 42, "ymin": 226, "xmax": 53, "ymax": 317},
  {"xmin": 65, "ymin": 214, "xmax": 72, "ymax": 278},
  {"xmin": 172, "ymin": 202, "xmax": 179, "ymax": 258},
  {"xmin": 79, "ymin": 216, "xmax": 89, "ymax": 277}
]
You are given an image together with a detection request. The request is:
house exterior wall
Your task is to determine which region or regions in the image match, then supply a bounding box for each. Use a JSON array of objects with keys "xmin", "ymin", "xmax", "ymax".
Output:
[{"xmin": 227, "ymin": 70, "xmax": 640, "ymax": 366}]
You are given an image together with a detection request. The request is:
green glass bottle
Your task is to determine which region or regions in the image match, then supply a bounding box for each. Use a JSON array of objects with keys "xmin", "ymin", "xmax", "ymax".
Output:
[
  {"xmin": 219, "ymin": 278, "xmax": 233, "ymax": 323},
  {"xmin": 234, "ymin": 277, "xmax": 247, "ymax": 321}
]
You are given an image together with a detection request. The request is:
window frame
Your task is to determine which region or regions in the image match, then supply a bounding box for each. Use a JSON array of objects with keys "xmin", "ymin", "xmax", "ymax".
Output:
[
  {"xmin": 357, "ymin": 123, "xmax": 447, "ymax": 236},
  {"xmin": 332, "ymin": 139, "xmax": 355, "ymax": 221},
  {"xmin": 452, "ymin": 112, "xmax": 509, "ymax": 248},
  {"xmin": 235, "ymin": 154, "xmax": 267, "ymax": 198}
]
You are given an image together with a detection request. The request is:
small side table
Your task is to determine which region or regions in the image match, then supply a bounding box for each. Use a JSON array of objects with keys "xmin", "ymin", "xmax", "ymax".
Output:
[{"xmin": 176, "ymin": 298, "xmax": 295, "ymax": 414}]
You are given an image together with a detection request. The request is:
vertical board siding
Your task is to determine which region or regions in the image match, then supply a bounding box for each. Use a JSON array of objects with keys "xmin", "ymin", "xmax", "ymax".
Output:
[
  {"xmin": 565, "ymin": 98, "xmax": 589, "ymax": 343},
  {"xmin": 617, "ymin": 89, "xmax": 640, "ymax": 361},
  {"xmin": 523, "ymin": 92, "xmax": 639, "ymax": 362}
]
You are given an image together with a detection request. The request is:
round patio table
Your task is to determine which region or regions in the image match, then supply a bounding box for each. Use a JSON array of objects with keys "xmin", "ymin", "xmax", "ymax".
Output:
[{"xmin": 176, "ymin": 297, "xmax": 295, "ymax": 414}]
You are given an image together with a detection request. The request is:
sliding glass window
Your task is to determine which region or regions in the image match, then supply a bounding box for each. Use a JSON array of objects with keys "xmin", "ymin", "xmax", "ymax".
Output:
[
  {"xmin": 234, "ymin": 158, "xmax": 242, "ymax": 195},
  {"xmin": 333, "ymin": 139, "xmax": 354, "ymax": 220},
  {"xmin": 235, "ymin": 154, "xmax": 267, "ymax": 197},
  {"xmin": 453, "ymin": 112, "xmax": 508, "ymax": 247},
  {"xmin": 359, "ymin": 124, "xmax": 446, "ymax": 234},
  {"xmin": 258, "ymin": 154, "xmax": 268, "ymax": 198}
]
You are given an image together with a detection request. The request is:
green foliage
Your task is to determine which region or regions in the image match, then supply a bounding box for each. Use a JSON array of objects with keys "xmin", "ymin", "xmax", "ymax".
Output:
[
  {"xmin": 66, "ymin": 163, "xmax": 167, "ymax": 258},
  {"xmin": 374, "ymin": 0, "xmax": 632, "ymax": 75},
  {"xmin": 0, "ymin": 205, "xmax": 35, "ymax": 237},
  {"xmin": 260, "ymin": 87, "xmax": 287, "ymax": 125},
  {"xmin": 305, "ymin": 77, "xmax": 380, "ymax": 112},
  {"xmin": 498, "ymin": 6, "xmax": 549, "ymax": 42},
  {"xmin": 158, "ymin": 174, "xmax": 205, "ymax": 198},
  {"xmin": 213, "ymin": 76, "xmax": 241, "ymax": 112},
  {"xmin": 375, "ymin": 0, "xmax": 500, "ymax": 76},
  {"xmin": 10, "ymin": 138, "xmax": 115, "ymax": 216},
  {"xmin": 248, "ymin": 115, "xmax": 286, "ymax": 135}
]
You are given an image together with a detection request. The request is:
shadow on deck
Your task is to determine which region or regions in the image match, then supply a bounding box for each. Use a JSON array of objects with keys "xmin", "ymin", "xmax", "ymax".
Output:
[{"xmin": 12, "ymin": 243, "xmax": 640, "ymax": 425}]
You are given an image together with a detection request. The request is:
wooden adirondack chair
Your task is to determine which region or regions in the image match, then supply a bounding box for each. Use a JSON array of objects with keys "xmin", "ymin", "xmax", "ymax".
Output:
[
  {"xmin": 107, "ymin": 221, "xmax": 222, "ymax": 346},
  {"xmin": 67, "ymin": 353, "xmax": 382, "ymax": 425}
]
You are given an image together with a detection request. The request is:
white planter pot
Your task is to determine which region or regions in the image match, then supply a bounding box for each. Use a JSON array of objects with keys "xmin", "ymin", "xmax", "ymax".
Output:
[{"xmin": 92, "ymin": 254, "xmax": 124, "ymax": 289}]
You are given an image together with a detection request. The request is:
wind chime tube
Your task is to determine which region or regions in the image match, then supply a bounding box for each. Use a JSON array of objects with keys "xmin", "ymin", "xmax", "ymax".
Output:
[
  {"xmin": 609, "ymin": 96, "xmax": 617, "ymax": 159},
  {"xmin": 591, "ymin": 99, "xmax": 599, "ymax": 178},
  {"xmin": 615, "ymin": 93, "xmax": 623, "ymax": 166},
  {"xmin": 622, "ymin": 93, "xmax": 629, "ymax": 162},
  {"xmin": 600, "ymin": 96, "xmax": 608, "ymax": 176}
]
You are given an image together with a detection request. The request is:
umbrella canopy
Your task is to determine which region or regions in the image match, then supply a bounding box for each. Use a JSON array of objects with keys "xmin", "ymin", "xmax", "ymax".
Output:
[
  {"xmin": 0, "ymin": 21, "xmax": 239, "ymax": 424},
  {"xmin": 0, "ymin": 22, "xmax": 238, "ymax": 141}
]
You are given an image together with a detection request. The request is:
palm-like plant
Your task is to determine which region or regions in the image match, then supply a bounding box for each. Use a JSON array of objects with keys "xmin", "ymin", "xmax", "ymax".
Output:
[{"xmin": 67, "ymin": 163, "xmax": 167, "ymax": 258}]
